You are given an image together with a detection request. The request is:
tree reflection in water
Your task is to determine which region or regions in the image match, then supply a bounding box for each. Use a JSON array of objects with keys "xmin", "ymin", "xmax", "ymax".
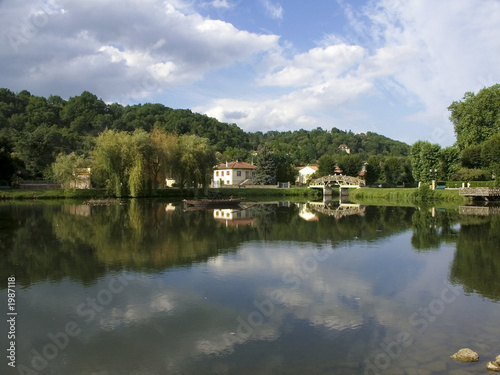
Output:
[{"xmin": 0, "ymin": 201, "xmax": 499, "ymax": 301}]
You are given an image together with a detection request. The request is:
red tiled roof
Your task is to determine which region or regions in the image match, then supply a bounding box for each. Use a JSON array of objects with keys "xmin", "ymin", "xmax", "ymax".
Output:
[{"xmin": 215, "ymin": 161, "xmax": 257, "ymax": 170}]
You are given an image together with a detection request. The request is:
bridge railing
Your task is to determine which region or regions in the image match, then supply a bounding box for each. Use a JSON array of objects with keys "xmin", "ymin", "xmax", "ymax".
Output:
[{"xmin": 309, "ymin": 174, "xmax": 365, "ymax": 187}]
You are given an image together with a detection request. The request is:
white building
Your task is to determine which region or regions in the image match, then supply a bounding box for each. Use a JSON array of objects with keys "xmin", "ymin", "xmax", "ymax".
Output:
[
  {"xmin": 296, "ymin": 165, "xmax": 319, "ymax": 184},
  {"xmin": 70, "ymin": 168, "xmax": 91, "ymax": 189},
  {"xmin": 213, "ymin": 161, "xmax": 257, "ymax": 187},
  {"xmin": 338, "ymin": 144, "xmax": 351, "ymax": 154}
]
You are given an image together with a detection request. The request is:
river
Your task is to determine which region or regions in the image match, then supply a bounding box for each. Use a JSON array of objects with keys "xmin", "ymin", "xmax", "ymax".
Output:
[{"xmin": 0, "ymin": 200, "xmax": 499, "ymax": 374}]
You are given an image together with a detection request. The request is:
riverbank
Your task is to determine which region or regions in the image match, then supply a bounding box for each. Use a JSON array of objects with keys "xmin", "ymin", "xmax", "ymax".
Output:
[
  {"xmin": 0, "ymin": 187, "xmax": 321, "ymax": 200},
  {"xmin": 349, "ymin": 187, "xmax": 468, "ymax": 204}
]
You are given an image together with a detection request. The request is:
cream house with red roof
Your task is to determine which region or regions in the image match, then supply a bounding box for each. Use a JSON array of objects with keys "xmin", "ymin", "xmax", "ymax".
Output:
[{"xmin": 213, "ymin": 161, "xmax": 257, "ymax": 187}]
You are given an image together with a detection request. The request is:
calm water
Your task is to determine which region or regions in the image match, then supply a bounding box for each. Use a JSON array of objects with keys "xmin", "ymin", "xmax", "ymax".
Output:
[{"xmin": 0, "ymin": 200, "xmax": 499, "ymax": 375}]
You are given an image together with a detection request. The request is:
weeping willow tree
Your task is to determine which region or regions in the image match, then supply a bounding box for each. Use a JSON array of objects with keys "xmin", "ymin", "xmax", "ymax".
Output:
[
  {"xmin": 92, "ymin": 129, "xmax": 214, "ymax": 197},
  {"xmin": 177, "ymin": 134, "xmax": 217, "ymax": 195},
  {"xmin": 92, "ymin": 129, "xmax": 168, "ymax": 197},
  {"xmin": 92, "ymin": 130, "xmax": 134, "ymax": 197}
]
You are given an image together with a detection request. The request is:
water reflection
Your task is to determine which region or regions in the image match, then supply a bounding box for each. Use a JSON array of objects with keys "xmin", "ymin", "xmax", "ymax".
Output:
[
  {"xmin": 451, "ymin": 213, "xmax": 500, "ymax": 302},
  {"xmin": 0, "ymin": 201, "xmax": 499, "ymax": 374}
]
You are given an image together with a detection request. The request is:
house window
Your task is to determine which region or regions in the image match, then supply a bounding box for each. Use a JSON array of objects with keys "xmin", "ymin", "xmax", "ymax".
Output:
[
  {"xmin": 227, "ymin": 180, "xmax": 230, "ymax": 185},
  {"xmin": 226, "ymin": 171, "xmax": 230, "ymax": 175},
  {"xmin": 237, "ymin": 171, "xmax": 241, "ymax": 177},
  {"xmin": 216, "ymin": 171, "xmax": 219, "ymax": 177}
]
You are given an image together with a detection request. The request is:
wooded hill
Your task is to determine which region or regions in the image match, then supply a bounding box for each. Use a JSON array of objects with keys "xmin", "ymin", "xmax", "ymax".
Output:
[{"xmin": 0, "ymin": 88, "xmax": 408, "ymax": 181}]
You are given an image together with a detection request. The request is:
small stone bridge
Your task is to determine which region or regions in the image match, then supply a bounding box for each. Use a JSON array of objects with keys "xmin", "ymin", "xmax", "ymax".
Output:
[
  {"xmin": 459, "ymin": 187, "xmax": 500, "ymax": 201},
  {"xmin": 309, "ymin": 175, "xmax": 365, "ymax": 196}
]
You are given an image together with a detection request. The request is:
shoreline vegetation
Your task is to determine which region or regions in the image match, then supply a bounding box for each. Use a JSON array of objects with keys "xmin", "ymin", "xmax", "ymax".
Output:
[
  {"xmin": 0, "ymin": 187, "xmax": 322, "ymax": 201},
  {"xmin": 0, "ymin": 186, "xmax": 474, "ymax": 206},
  {"xmin": 349, "ymin": 187, "xmax": 468, "ymax": 204}
]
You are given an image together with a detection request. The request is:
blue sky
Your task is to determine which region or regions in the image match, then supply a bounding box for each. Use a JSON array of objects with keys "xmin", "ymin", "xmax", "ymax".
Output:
[{"xmin": 1, "ymin": 0, "xmax": 500, "ymax": 146}]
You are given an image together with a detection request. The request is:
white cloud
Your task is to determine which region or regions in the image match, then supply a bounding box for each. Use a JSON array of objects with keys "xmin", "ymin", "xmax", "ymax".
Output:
[
  {"xmin": 202, "ymin": 0, "xmax": 500, "ymax": 144},
  {"xmin": 1, "ymin": 0, "xmax": 499, "ymax": 144},
  {"xmin": 209, "ymin": 0, "xmax": 233, "ymax": 9},
  {"xmin": 262, "ymin": 0, "xmax": 283, "ymax": 20},
  {"xmin": 259, "ymin": 44, "xmax": 366, "ymax": 87},
  {"xmin": 0, "ymin": 0, "xmax": 279, "ymax": 100},
  {"xmin": 355, "ymin": 0, "xmax": 500, "ymax": 142}
]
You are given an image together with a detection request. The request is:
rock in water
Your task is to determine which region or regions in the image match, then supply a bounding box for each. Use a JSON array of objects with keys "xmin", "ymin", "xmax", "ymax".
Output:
[
  {"xmin": 496, "ymin": 355, "xmax": 500, "ymax": 365},
  {"xmin": 450, "ymin": 348, "xmax": 479, "ymax": 362},
  {"xmin": 487, "ymin": 361, "xmax": 500, "ymax": 372}
]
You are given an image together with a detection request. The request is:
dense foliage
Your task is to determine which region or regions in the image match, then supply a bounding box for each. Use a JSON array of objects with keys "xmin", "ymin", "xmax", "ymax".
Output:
[
  {"xmin": 449, "ymin": 84, "xmax": 500, "ymax": 151},
  {"xmin": 407, "ymin": 84, "xmax": 500, "ymax": 185},
  {"xmin": 0, "ymin": 88, "xmax": 410, "ymax": 187},
  {"xmin": 4, "ymin": 84, "xmax": 499, "ymax": 188}
]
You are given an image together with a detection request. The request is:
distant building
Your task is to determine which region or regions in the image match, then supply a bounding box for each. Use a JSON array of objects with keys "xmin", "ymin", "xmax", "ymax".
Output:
[
  {"xmin": 338, "ymin": 144, "xmax": 351, "ymax": 154},
  {"xmin": 297, "ymin": 165, "xmax": 319, "ymax": 184},
  {"xmin": 165, "ymin": 177, "xmax": 176, "ymax": 188},
  {"xmin": 70, "ymin": 168, "xmax": 91, "ymax": 189},
  {"xmin": 213, "ymin": 161, "xmax": 257, "ymax": 187}
]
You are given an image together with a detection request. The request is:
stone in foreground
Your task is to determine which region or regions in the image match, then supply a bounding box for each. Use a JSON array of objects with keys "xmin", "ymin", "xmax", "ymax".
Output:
[
  {"xmin": 496, "ymin": 355, "xmax": 500, "ymax": 365},
  {"xmin": 450, "ymin": 348, "xmax": 479, "ymax": 362},
  {"xmin": 487, "ymin": 361, "xmax": 500, "ymax": 372}
]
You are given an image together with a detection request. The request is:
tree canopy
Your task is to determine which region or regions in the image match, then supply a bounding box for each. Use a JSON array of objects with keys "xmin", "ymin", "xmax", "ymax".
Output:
[{"xmin": 449, "ymin": 84, "xmax": 500, "ymax": 151}]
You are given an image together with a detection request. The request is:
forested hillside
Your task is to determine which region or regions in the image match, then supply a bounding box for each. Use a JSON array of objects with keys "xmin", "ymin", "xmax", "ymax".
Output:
[{"xmin": 0, "ymin": 88, "xmax": 409, "ymax": 182}]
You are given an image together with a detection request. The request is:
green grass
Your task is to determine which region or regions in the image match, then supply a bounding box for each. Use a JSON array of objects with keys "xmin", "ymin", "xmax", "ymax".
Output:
[{"xmin": 350, "ymin": 187, "xmax": 468, "ymax": 204}]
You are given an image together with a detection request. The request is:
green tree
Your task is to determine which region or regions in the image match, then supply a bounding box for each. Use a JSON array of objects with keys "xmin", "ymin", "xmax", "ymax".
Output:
[
  {"xmin": 276, "ymin": 163, "xmax": 298, "ymax": 183},
  {"xmin": 438, "ymin": 146, "xmax": 460, "ymax": 181},
  {"xmin": 146, "ymin": 128, "xmax": 178, "ymax": 193},
  {"xmin": 14, "ymin": 125, "xmax": 74, "ymax": 178},
  {"xmin": 92, "ymin": 130, "xmax": 135, "ymax": 196},
  {"xmin": 60, "ymin": 91, "xmax": 107, "ymax": 134},
  {"xmin": 176, "ymin": 134, "xmax": 216, "ymax": 195},
  {"xmin": 317, "ymin": 154, "xmax": 336, "ymax": 176},
  {"xmin": 383, "ymin": 157, "xmax": 404, "ymax": 187},
  {"xmin": 449, "ymin": 84, "xmax": 500, "ymax": 151},
  {"xmin": 0, "ymin": 136, "xmax": 16, "ymax": 183},
  {"xmin": 254, "ymin": 145, "xmax": 277, "ymax": 185},
  {"xmin": 410, "ymin": 141, "xmax": 441, "ymax": 183},
  {"xmin": 336, "ymin": 154, "xmax": 362, "ymax": 177},
  {"xmin": 220, "ymin": 146, "xmax": 249, "ymax": 163},
  {"xmin": 47, "ymin": 152, "xmax": 90, "ymax": 188},
  {"xmin": 481, "ymin": 133, "xmax": 500, "ymax": 185},
  {"xmin": 364, "ymin": 156, "xmax": 382, "ymax": 186},
  {"xmin": 25, "ymin": 96, "xmax": 59, "ymax": 131},
  {"xmin": 461, "ymin": 145, "xmax": 482, "ymax": 168}
]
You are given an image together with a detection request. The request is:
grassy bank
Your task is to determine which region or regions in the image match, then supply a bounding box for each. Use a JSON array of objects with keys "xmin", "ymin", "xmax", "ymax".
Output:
[
  {"xmin": 350, "ymin": 187, "xmax": 468, "ymax": 205},
  {"xmin": 0, "ymin": 187, "xmax": 321, "ymax": 200}
]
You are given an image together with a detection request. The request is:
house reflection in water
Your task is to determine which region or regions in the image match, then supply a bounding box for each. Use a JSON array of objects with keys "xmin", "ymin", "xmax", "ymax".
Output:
[
  {"xmin": 297, "ymin": 203, "xmax": 319, "ymax": 221},
  {"xmin": 213, "ymin": 208, "xmax": 256, "ymax": 227},
  {"xmin": 67, "ymin": 205, "xmax": 91, "ymax": 217}
]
